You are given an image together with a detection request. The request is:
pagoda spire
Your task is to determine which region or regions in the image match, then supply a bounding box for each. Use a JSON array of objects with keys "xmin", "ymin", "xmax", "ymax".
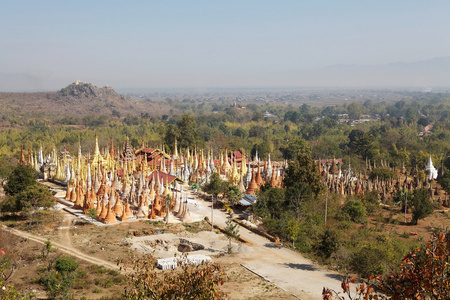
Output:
[
  {"xmin": 18, "ymin": 145, "xmax": 26, "ymax": 165},
  {"xmin": 246, "ymin": 165, "xmax": 259, "ymax": 195},
  {"xmin": 174, "ymin": 138, "xmax": 178, "ymax": 159}
]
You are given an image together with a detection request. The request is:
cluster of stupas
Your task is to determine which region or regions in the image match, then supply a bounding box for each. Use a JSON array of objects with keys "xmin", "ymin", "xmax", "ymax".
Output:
[
  {"xmin": 20, "ymin": 135, "xmax": 447, "ymax": 214},
  {"xmin": 319, "ymin": 156, "xmax": 448, "ymax": 205},
  {"xmin": 20, "ymin": 136, "xmax": 287, "ymax": 223}
]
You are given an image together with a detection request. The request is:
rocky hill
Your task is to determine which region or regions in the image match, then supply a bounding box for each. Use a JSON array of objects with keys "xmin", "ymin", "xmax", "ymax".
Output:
[
  {"xmin": 58, "ymin": 81, "xmax": 127, "ymax": 101},
  {"xmin": 0, "ymin": 81, "xmax": 174, "ymax": 120}
]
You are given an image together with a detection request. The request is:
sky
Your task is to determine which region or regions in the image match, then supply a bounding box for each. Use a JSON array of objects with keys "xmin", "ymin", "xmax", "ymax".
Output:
[{"xmin": 1, "ymin": 1, "xmax": 450, "ymax": 91}]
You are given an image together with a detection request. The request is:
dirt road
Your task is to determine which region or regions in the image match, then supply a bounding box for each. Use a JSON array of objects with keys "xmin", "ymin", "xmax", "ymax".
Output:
[
  {"xmin": 189, "ymin": 189, "xmax": 344, "ymax": 300},
  {"xmin": 2, "ymin": 225, "xmax": 120, "ymax": 271}
]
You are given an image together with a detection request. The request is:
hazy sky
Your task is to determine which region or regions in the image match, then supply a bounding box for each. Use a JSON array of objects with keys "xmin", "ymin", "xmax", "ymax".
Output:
[{"xmin": 1, "ymin": 1, "xmax": 450, "ymax": 91}]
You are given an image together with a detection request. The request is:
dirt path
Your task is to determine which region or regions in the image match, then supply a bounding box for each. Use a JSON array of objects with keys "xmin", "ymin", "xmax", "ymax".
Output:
[
  {"xmin": 188, "ymin": 189, "xmax": 344, "ymax": 300},
  {"xmin": 57, "ymin": 215, "xmax": 74, "ymax": 248},
  {"xmin": 2, "ymin": 226, "xmax": 120, "ymax": 271}
]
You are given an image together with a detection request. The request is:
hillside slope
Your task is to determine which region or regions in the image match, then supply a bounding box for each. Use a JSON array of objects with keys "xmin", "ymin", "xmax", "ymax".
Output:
[{"xmin": 0, "ymin": 81, "xmax": 172, "ymax": 119}]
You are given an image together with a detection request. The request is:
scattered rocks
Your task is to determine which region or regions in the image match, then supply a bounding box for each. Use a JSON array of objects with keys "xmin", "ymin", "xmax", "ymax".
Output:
[
  {"xmin": 128, "ymin": 229, "xmax": 154, "ymax": 237},
  {"xmin": 177, "ymin": 244, "xmax": 193, "ymax": 252},
  {"xmin": 178, "ymin": 238, "xmax": 205, "ymax": 252}
]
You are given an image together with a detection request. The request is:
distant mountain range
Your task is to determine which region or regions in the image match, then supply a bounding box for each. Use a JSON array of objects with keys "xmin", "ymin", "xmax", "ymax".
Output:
[
  {"xmin": 1, "ymin": 57, "xmax": 450, "ymax": 91},
  {"xmin": 0, "ymin": 82, "xmax": 173, "ymax": 118},
  {"xmin": 288, "ymin": 57, "xmax": 450, "ymax": 88}
]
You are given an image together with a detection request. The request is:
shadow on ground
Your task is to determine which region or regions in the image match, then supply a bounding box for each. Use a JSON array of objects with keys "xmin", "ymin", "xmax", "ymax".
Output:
[
  {"xmin": 282, "ymin": 263, "xmax": 319, "ymax": 271},
  {"xmin": 325, "ymin": 273, "xmax": 343, "ymax": 281},
  {"xmin": 264, "ymin": 243, "xmax": 281, "ymax": 249}
]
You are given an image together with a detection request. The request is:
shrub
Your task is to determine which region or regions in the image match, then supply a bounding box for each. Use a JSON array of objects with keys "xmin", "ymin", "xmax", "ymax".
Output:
[
  {"xmin": 55, "ymin": 257, "xmax": 79, "ymax": 274},
  {"xmin": 350, "ymin": 245, "xmax": 386, "ymax": 278},
  {"xmin": 410, "ymin": 189, "xmax": 433, "ymax": 225},
  {"xmin": 90, "ymin": 264, "xmax": 108, "ymax": 274},
  {"xmin": 369, "ymin": 168, "xmax": 397, "ymax": 181},
  {"xmin": 317, "ymin": 229, "xmax": 339, "ymax": 258},
  {"xmin": 339, "ymin": 199, "xmax": 366, "ymax": 223},
  {"xmin": 120, "ymin": 253, "xmax": 228, "ymax": 299}
]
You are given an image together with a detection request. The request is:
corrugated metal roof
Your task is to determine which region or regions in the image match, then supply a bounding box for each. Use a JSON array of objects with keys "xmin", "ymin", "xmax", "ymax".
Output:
[{"xmin": 239, "ymin": 199, "xmax": 253, "ymax": 206}]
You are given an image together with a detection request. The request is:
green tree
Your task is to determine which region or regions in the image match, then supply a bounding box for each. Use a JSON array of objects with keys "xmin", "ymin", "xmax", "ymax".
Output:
[
  {"xmin": 251, "ymin": 111, "xmax": 264, "ymax": 122},
  {"xmin": 203, "ymin": 173, "xmax": 228, "ymax": 198},
  {"xmin": 42, "ymin": 241, "xmax": 53, "ymax": 259},
  {"xmin": 4, "ymin": 165, "xmax": 37, "ymax": 196},
  {"xmin": 40, "ymin": 257, "xmax": 79, "ymax": 300},
  {"xmin": 440, "ymin": 156, "xmax": 450, "ymax": 194},
  {"xmin": 347, "ymin": 102, "xmax": 363, "ymax": 120},
  {"xmin": 284, "ymin": 110, "xmax": 300, "ymax": 123},
  {"xmin": 248, "ymin": 126, "xmax": 266, "ymax": 138},
  {"xmin": 340, "ymin": 199, "xmax": 366, "ymax": 223},
  {"xmin": 410, "ymin": 189, "xmax": 433, "ymax": 225},
  {"xmin": 7, "ymin": 184, "xmax": 55, "ymax": 213},
  {"xmin": 347, "ymin": 129, "xmax": 376, "ymax": 159},
  {"xmin": 283, "ymin": 139, "xmax": 323, "ymax": 196},
  {"xmin": 440, "ymin": 172, "xmax": 450, "ymax": 195},
  {"xmin": 286, "ymin": 218, "xmax": 300, "ymax": 248},
  {"xmin": 55, "ymin": 257, "xmax": 79, "ymax": 274},
  {"xmin": 369, "ymin": 168, "xmax": 397, "ymax": 181},
  {"xmin": 251, "ymin": 141, "xmax": 271, "ymax": 159},
  {"xmin": 232, "ymin": 127, "xmax": 247, "ymax": 138},
  {"xmin": 317, "ymin": 229, "xmax": 339, "ymax": 258},
  {"xmin": 444, "ymin": 156, "xmax": 450, "ymax": 170},
  {"xmin": 0, "ymin": 155, "xmax": 16, "ymax": 185},
  {"xmin": 226, "ymin": 185, "xmax": 241, "ymax": 207},
  {"xmin": 253, "ymin": 187, "xmax": 285, "ymax": 219},
  {"xmin": 164, "ymin": 124, "xmax": 180, "ymax": 152},
  {"xmin": 350, "ymin": 244, "xmax": 387, "ymax": 279},
  {"xmin": 280, "ymin": 137, "xmax": 310, "ymax": 160},
  {"xmin": 224, "ymin": 218, "xmax": 240, "ymax": 253},
  {"xmin": 285, "ymin": 182, "xmax": 313, "ymax": 219},
  {"xmin": 177, "ymin": 114, "xmax": 199, "ymax": 148}
]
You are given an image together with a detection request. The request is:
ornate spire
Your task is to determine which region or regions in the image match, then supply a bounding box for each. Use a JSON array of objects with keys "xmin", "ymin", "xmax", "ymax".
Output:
[
  {"xmin": 174, "ymin": 138, "xmax": 178, "ymax": 159},
  {"xmin": 246, "ymin": 165, "xmax": 259, "ymax": 195},
  {"xmin": 255, "ymin": 162, "xmax": 263, "ymax": 186},
  {"xmin": 103, "ymin": 200, "xmax": 117, "ymax": 224},
  {"xmin": 18, "ymin": 145, "xmax": 26, "ymax": 165}
]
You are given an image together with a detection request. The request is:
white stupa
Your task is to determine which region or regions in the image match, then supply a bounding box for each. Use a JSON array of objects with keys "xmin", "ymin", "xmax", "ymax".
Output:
[{"xmin": 426, "ymin": 155, "xmax": 438, "ymax": 180}]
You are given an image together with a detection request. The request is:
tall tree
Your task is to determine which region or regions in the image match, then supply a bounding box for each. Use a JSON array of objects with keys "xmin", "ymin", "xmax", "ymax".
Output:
[
  {"xmin": 283, "ymin": 138, "xmax": 323, "ymax": 196},
  {"xmin": 203, "ymin": 173, "xmax": 228, "ymax": 198},
  {"xmin": 253, "ymin": 187, "xmax": 285, "ymax": 219},
  {"xmin": 347, "ymin": 102, "xmax": 364, "ymax": 120},
  {"xmin": 164, "ymin": 124, "xmax": 180, "ymax": 153},
  {"xmin": 4, "ymin": 164, "xmax": 37, "ymax": 196},
  {"xmin": 285, "ymin": 182, "xmax": 312, "ymax": 219},
  {"xmin": 177, "ymin": 114, "xmax": 199, "ymax": 149},
  {"xmin": 280, "ymin": 137, "xmax": 310, "ymax": 160},
  {"xmin": 226, "ymin": 185, "xmax": 242, "ymax": 207},
  {"xmin": 410, "ymin": 188, "xmax": 433, "ymax": 225}
]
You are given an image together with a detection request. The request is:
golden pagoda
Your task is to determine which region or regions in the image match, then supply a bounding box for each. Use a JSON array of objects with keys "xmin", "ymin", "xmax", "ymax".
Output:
[
  {"xmin": 228, "ymin": 156, "xmax": 240, "ymax": 186},
  {"xmin": 246, "ymin": 166, "xmax": 259, "ymax": 195},
  {"xmin": 113, "ymin": 192, "xmax": 124, "ymax": 217},
  {"xmin": 65, "ymin": 182, "xmax": 72, "ymax": 200},
  {"xmin": 103, "ymin": 201, "xmax": 117, "ymax": 224},
  {"xmin": 255, "ymin": 163, "xmax": 263, "ymax": 186},
  {"xmin": 96, "ymin": 198, "xmax": 103, "ymax": 216},
  {"xmin": 91, "ymin": 134, "xmax": 106, "ymax": 167},
  {"xmin": 119, "ymin": 205, "xmax": 128, "ymax": 222}
]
